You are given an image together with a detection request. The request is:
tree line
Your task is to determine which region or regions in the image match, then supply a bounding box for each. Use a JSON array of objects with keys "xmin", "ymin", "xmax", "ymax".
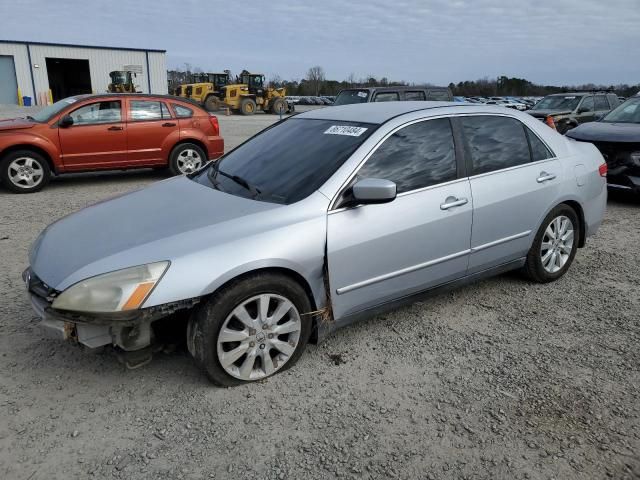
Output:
[{"xmin": 167, "ymin": 65, "xmax": 639, "ymax": 98}]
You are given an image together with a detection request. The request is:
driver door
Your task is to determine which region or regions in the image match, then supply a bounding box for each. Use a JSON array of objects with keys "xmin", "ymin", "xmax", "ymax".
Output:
[
  {"xmin": 58, "ymin": 100, "xmax": 127, "ymax": 170},
  {"xmin": 327, "ymin": 118, "xmax": 472, "ymax": 320}
]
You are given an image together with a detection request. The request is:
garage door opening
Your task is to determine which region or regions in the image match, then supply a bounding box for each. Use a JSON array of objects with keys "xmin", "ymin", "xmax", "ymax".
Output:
[{"xmin": 46, "ymin": 58, "xmax": 92, "ymax": 101}]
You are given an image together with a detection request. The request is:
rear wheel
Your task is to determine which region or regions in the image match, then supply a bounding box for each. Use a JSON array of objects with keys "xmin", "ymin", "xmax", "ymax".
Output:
[
  {"xmin": 270, "ymin": 98, "xmax": 287, "ymax": 115},
  {"xmin": 523, "ymin": 204, "xmax": 579, "ymax": 283},
  {"xmin": 187, "ymin": 273, "xmax": 312, "ymax": 386},
  {"xmin": 169, "ymin": 143, "xmax": 206, "ymax": 175},
  {"xmin": 204, "ymin": 95, "xmax": 220, "ymax": 112},
  {"xmin": 0, "ymin": 150, "xmax": 51, "ymax": 193},
  {"xmin": 240, "ymin": 98, "xmax": 257, "ymax": 115}
]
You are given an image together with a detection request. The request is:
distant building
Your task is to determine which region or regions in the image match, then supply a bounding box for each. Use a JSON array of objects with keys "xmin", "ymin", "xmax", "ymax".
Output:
[{"xmin": 0, "ymin": 40, "xmax": 167, "ymax": 105}]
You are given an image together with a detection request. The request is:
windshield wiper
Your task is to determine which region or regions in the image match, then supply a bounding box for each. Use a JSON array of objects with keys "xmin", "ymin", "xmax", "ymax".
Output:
[
  {"xmin": 217, "ymin": 170, "xmax": 261, "ymax": 197},
  {"xmin": 26, "ymin": 116, "xmax": 36, "ymax": 121}
]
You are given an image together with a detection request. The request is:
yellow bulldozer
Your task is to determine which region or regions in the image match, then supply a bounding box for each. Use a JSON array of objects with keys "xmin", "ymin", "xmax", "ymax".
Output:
[
  {"xmin": 107, "ymin": 71, "xmax": 140, "ymax": 93},
  {"xmin": 218, "ymin": 70, "xmax": 292, "ymax": 115},
  {"xmin": 174, "ymin": 72, "xmax": 231, "ymax": 111}
]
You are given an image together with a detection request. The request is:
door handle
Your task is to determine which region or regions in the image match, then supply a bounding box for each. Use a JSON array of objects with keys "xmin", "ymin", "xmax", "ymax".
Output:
[
  {"xmin": 162, "ymin": 122, "xmax": 177, "ymax": 127},
  {"xmin": 536, "ymin": 171, "xmax": 556, "ymax": 183},
  {"xmin": 440, "ymin": 196, "xmax": 468, "ymax": 210},
  {"xmin": 107, "ymin": 126, "xmax": 123, "ymax": 131}
]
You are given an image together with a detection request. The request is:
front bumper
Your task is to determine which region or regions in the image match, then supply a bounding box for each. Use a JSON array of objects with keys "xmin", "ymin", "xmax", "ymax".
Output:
[{"xmin": 24, "ymin": 267, "xmax": 199, "ymax": 350}]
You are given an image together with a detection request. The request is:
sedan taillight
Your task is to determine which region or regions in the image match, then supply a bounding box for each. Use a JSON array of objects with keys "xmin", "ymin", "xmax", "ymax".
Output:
[
  {"xmin": 209, "ymin": 115, "xmax": 219, "ymax": 136},
  {"xmin": 544, "ymin": 115, "xmax": 557, "ymax": 130},
  {"xmin": 598, "ymin": 163, "xmax": 608, "ymax": 177}
]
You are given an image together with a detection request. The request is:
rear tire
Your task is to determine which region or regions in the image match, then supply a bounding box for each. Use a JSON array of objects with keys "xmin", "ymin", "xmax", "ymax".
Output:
[
  {"xmin": 169, "ymin": 143, "xmax": 206, "ymax": 176},
  {"xmin": 0, "ymin": 149, "xmax": 51, "ymax": 193},
  {"xmin": 187, "ymin": 273, "xmax": 312, "ymax": 387},
  {"xmin": 240, "ymin": 98, "xmax": 257, "ymax": 115},
  {"xmin": 523, "ymin": 204, "xmax": 579, "ymax": 283},
  {"xmin": 204, "ymin": 95, "xmax": 220, "ymax": 112}
]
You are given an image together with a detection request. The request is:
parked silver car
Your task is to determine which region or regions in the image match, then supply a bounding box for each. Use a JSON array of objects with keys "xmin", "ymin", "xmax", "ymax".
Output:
[{"xmin": 24, "ymin": 102, "xmax": 607, "ymax": 386}]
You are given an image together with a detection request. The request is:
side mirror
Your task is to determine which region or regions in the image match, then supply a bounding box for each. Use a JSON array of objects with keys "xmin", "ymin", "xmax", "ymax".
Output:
[
  {"xmin": 351, "ymin": 178, "xmax": 397, "ymax": 205},
  {"xmin": 577, "ymin": 107, "xmax": 591, "ymax": 114},
  {"xmin": 59, "ymin": 115, "xmax": 74, "ymax": 127}
]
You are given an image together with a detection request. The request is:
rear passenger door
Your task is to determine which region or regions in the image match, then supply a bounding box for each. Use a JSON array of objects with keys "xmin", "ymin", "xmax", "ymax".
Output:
[
  {"xmin": 594, "ymin": 95, "xmax": 611, "ymax": 117},
  {"xmin": 125, "ymin": 99, "xmax": 179, "ymax": 165},
  {"xmin": 327, "ymin": 118, "xmax": 472, "ymax": 319},
  {"xmin": 460, "ymin": 115, "xmax": 559, "ymax": 274},
  {"xmin": 576, "ymin": 96, "xmax": 596, "ymax": 123}
]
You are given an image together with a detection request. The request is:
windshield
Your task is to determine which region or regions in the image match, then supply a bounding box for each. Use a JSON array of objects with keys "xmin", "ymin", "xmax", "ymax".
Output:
[
  {"xmin": 30, "ymin": 97, "xmax": 83, "ymax": 122},
  {"xmin": 195, "ymin": 118, "xmax": 376, "ymax": 204},
  {"xmin": 334, "ymin": 90, "xmax": 370, "ymax": 106},
  {"xmin": 602, "ymin": 98, "xmax": 640, "ymax": 123},
  {"xmin": 532, "ymin": 95, "xmax": 581, "ymax": 111}
]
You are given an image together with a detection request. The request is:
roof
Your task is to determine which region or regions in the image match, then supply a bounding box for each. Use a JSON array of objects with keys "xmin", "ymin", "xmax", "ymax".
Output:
[
  {"xmin": 548, "ymin": 91, "xmax": 615, "ymax": 97},
  {"xmin": 340, "ymin": 86, "xmax": 450, "ymax": 93},
  {"xmin": 0, "ymin": 39, "xmax": 165, "ymax": 53},
  {"xmin": 66, "ymin": 93, "xmax": 204, "ymax": 108},
  {"xmin": 297, "ymin": 101, "xmax": 468, "ymax": 124}
]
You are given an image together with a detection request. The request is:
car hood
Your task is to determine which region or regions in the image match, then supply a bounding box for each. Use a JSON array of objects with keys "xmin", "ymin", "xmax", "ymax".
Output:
[
  {"xmin": 0, "ymin": 118, "xmax": 36, "ymax": 131},
  {"xmin": 30, "ymin": 176, "xmax": 283, "ymax": 289},
  {"xmin": 527, "ymin": 109, "xmax": 572, "ymax": 118},
  {"xmin": 565, "ymin": 121, "xmax": 640, "ymax": 143}
]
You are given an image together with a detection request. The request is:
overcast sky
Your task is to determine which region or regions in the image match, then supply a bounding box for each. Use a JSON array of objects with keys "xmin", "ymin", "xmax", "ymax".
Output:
[{"xmin": 1, "ymin": 0, "xmax": 639, "ymax": 86}]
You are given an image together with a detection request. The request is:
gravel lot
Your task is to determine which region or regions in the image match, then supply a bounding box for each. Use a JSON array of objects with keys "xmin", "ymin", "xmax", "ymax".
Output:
[{"xmin": 0, "ymin": 105, "xmax": 639, "ymax": 480}]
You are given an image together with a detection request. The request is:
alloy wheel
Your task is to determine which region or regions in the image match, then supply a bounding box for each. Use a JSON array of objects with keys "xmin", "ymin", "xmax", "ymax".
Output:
[
  {"xmin": 8, "ymin": 157, "xmax": 44, "ymax": 189},
  {"xmin": 216, "ymin": 294, "xmax": 302, "ymax": 381},
  {"xmin": 176, "ymin": 149, "xmax": 203, "ymax": 174},
  {"xmin": 540, "ymin": 215, "xmax": 574, "ymax": 273}
]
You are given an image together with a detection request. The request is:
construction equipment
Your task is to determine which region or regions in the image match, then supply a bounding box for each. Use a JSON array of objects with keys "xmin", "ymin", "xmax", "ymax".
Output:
[
  {"xmin": 108, "ymin": 71, "xmax": 139, "ymax": 93},
  {"xmin": 174, "ymin": 72, "xmax": 231, "ymax": 111},
  {"xmin": 218, "ymin": 70, "xmax": 292, "ymax": 115}
]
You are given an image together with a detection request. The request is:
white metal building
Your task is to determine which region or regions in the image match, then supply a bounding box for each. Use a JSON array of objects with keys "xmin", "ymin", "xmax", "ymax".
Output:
[{"xmin": 0, "ymin": 40, "xmax": 167, "ymax": 105}]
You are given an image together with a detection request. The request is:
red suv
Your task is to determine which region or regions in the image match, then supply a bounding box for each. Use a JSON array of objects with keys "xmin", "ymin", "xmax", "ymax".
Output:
[{"xmin": 0, "ymin": 94, "xmax": 224, "ymax": 193}]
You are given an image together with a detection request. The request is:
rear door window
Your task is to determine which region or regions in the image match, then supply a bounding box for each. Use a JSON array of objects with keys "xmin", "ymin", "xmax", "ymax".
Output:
[
  {"xmin": 404, "ymin": 91, "xmax": 426, "ymax": 101},
  {"xmin": 129, "ymin": 100, "xmax": 173, "ymax": 121},
  {"xmin": 461, "ymin": 115, "xmax": 531, "ymax": 175},
  {"xmin": 173, "ymin": 104, "xmax": 194, "ymax": 118},
  {"xmin": 427, "ymin": 90, "xmax": 451, "ymax": 101},
  {"xmin": 373, "ymin": 92, "xmax": 400, "ymax": 102},
  {"xmin": 525, "ymin": 127, "xmax": 554, "ymax": 161}
]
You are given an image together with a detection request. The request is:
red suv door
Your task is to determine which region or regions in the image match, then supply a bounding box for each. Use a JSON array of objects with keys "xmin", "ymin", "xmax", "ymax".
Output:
[
  {"xmin": 58, "ymin": 99, "xmax": 127, "ymax": 170},
  {"xmin": 125, "ymin": 99, "xmax": 180, "ymax": 165}
]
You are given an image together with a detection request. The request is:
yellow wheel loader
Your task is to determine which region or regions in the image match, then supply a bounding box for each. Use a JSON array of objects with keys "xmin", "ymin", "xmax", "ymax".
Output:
[
  {"xmin": 174, "ymin": 72, "xmax": 230, "ymax": 111},
  {"xmin": 218, "ymin": 70, "xmax": 293, "ymax": 115},
  {"xmin": 108, "ymin": 71, "xmax": 140, "ymax": 93}
]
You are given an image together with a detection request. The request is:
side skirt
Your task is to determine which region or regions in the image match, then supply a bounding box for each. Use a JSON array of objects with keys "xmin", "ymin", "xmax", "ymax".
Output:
[{"xmin": 316, "ymin": 257, "xmax": 526, "ymax": 341}]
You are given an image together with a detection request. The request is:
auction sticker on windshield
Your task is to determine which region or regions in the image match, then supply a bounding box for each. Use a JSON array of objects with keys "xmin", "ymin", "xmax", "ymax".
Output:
[{"xmin": 324, "ymin": 125, "xmax": 368, "ymax": 137}]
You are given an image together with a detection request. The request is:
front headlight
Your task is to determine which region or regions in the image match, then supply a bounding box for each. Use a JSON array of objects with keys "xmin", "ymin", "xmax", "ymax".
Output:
[{"xmin": 52, "ymin": 262, "xmax": 169, "ymax": 313}]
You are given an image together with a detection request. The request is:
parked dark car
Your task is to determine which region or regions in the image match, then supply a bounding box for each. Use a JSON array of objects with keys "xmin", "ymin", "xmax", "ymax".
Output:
[
  {"xmin": 527, "ymin": 92, "xmax": 620, "ymax": 134},
  {"xmin": 333, "ymin": 86, "xmax": 452, "ymax": 106},
  {"xmin": 566, "ymin": 96, "xmax": 640, "ymax": 194}
]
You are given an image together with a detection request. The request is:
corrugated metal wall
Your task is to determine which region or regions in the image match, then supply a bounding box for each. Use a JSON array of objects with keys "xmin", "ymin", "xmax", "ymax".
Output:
[{"xmin": 0, "ymin": 42, "xmax": 168, "ymax": 105}]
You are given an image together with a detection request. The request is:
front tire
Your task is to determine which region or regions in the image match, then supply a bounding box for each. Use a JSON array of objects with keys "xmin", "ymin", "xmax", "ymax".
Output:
[
  {"xmin": 204, "ymin": 95, "xmax": 220, "ymax": 112},
  {"xmin": 0, "ymin": 150, "xmax": 51, "ymax": 193},
  {"xmin": 169, "ymin": 143, "xmax": 206, "ymax": 176},
  {"xmin": 270, "ymin": 98, "xmax": 287, "ymax": 115},
  {"xmin": 187, "ymin": 273, "xmax": 312, "ymax": 386},
  {"xmin": 523, "ymin": 204, "xmax": 579, "ymax": 283}
]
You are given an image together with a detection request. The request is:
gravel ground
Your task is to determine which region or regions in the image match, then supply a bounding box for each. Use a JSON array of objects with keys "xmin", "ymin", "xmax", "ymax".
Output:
[{"xmin": 0, "ymin": 105, "xmax": 639, "ymax": 480}]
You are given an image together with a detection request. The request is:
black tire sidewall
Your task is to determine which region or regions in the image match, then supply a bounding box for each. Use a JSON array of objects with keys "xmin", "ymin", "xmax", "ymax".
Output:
[
  {"xmin": 525, "ymin": 204, "xmax": 580, "ymax": 283},
  {"xmin": 169, "ymin": 143, "xmax": 206, "ymax": 176},
  {"xmin": 0, "ymin": 150, "xmax": 51, "ymax": 193},
  {"xmin": 188, "ymin": 273, "xmax": 313, "ymax": 386},
  {"xmin": 240, "ymin": 98, "xmax": 256, "ymax": 115},
  {"xmin": 271, "ymin": 98, "xmax": 285, "ymax": 114}
]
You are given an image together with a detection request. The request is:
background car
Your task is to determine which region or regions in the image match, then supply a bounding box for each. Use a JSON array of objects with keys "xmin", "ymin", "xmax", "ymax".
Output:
[
  {"xmin": 527, "ymin": 92, "xmax": 620, "ymax": 134},
  {"xmin": 333, "ymin": 86, "xmax": 453, "ymax": 105},
  {"xmin": 25, "ymin": 102, "xmax": 607, "ymax": 386},
  {"xmin": 0, "ymin": 93, "xmax": 224, "ymax": 193},
  {"xmin": 567, "ymin": 96, "xmax": 640, "ymax": 194}
]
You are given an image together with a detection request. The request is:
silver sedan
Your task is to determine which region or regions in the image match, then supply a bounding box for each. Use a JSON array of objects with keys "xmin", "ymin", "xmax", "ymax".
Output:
[{"xmin": 25, "ymin": 102, "xmax": 607, "ymax": 386}]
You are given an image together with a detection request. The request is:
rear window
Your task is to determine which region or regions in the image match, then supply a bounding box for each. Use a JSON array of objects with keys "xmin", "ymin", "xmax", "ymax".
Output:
[
  {"xmin": 195, "ymin": 118, "xmax": 376, "ymax": 204},
  {"xmin": 333, "ymin": 90, "xmax": 370, "ymax": 106}
]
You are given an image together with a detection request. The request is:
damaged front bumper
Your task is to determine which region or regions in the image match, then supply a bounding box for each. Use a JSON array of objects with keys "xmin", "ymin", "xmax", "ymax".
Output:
[{"xmin": 24, "ymin": 268, "xmax": 199, "ymax": 350}]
